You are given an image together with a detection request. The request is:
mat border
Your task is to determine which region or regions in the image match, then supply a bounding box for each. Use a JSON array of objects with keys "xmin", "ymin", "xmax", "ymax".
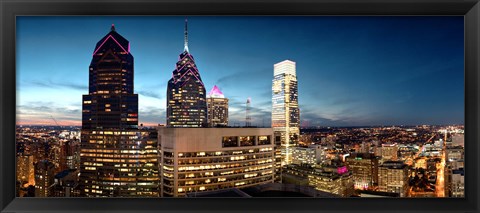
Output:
[{"xmin": 1, "ymin": 0, "xmax": 479, "ymax": 213}]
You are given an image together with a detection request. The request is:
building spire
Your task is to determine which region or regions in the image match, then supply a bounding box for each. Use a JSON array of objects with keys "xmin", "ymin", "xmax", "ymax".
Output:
[
  {"xmin": 111, "ymin": 24, "xmax": 116, "ymax": 32},
  {"xmin": 184, "ymin": 17, "xmax": 189, "ymax": 52}
]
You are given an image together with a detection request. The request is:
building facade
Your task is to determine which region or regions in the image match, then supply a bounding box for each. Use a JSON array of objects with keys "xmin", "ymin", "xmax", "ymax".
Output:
[
  {"xmin": 381, "ymin": 143, "xmax": 398, "ymax": 162},
  {"xmin": 206, "ymin": 85, "xmax": 229, "ymax": 127},
  {"xmin": 52, "ymin": 169, "xmax": 81, "ymax": 197},
  {"xmin": 272, "ymin": 60, "xmax": 300, "ymax": 166},
  {"xmin": 345, "ymin": 153, "xmax": 379, "ymax": 190},
  {"xmin": 16, "ymin": 154, "xmax": 35, "ymax": 187},
  {"xmin": 167, "ymin": 19, "xmax": 207, "ymax": 127},
  {"xmin": 80, "ymin": 130, "xmax": 160, "ymax": 197},
  {"xmin": 34, "ymin": 160, "xmax": 55, "ymax": 197},
  {"xmin": 158, "ymin": 128, "xmax": 275, "ymax": 197},
  {"xmin": 378, "ymin": 161, "xmax": 409, "ymax": 197},
  {"xmin": 79, "ymin": 25, "xmax": 160, "ymax": 197},
  {"xmin": 450, "ymin": 168, "xmax": 464, "ymax": 197},
  {"xmin": 282, "ymin": 164, "xmax": 354, "ymax": 197},
  {"xmin": 291, "ymin": 145, "xmax": 325, "ymax": 166},
  {"xmin": 82, "ymin": 24, "xmax": 138, "ymax": 131}
]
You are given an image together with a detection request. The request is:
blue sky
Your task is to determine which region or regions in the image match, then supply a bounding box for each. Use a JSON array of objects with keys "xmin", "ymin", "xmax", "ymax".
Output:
[{"xmin": 16, "ymin": 16, "xmax": 464, "ymax": 127}]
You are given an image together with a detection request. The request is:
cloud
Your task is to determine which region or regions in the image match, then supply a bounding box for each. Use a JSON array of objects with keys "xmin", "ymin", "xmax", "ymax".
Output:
[
  {"xmin": 215, "ymin": 68, "xmax": 271, "ymax": 89},
  {"xmin": 17, "ymin": 101, "xmax": 82, "ymax": 125},
  {"xmin": 138, "ymin": 106, "xmax": 165, "ymax": 125},
  {"xmin": 29, "ymin": 80, "xmax": 87, "ymax": 91},
  {"xmin": 138, "ymin": 90, "xmax": 163, "ymax": 100}
]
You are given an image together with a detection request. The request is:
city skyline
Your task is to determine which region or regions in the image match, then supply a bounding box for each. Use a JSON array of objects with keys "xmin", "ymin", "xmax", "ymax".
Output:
[{"xmin": 17, "ymin": 16, "xmax": 464, "ymax": 127}]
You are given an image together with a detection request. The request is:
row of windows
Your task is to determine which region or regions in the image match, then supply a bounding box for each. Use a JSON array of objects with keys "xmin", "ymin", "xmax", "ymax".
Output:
[
  {"xmin": 173, "ymin": 176, "xmax": 273, "ymax": 195},
  {"xmin": 170, "ymin": 165, "xmax": 273, "ymax": 180},
  {"xmin": 176, "ymin": 153, "xmax": 273, "ymax": 165},
  {"xmin": 169, "ymin": 147, "xmax": 274, "ymax": 159},
  {"xmin": 176, "ymin": 159, "xmax": 274, "ymax": 172},
  {"xmin": 222, "ymin": 136, "xmax": 271, "ymax": 147}
]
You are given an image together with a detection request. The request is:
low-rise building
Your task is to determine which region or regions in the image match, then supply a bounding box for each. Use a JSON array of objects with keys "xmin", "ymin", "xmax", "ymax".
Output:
[
  {"xmin": 52, "ymin": 169, "xmax": 80, "ymax": 197},
  {"xmin": 282, "ymin": 164, "xmax": 354, "ymax": 197}
]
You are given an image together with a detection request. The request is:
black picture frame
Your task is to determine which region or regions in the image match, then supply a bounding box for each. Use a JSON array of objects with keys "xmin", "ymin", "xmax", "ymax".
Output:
[{"xmin": 1, "ymin": 0, "xmax": 479, "ymax": 212}]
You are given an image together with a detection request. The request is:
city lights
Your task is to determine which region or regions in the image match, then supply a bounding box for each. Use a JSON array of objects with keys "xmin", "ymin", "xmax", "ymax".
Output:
[{"xmin": 15, "ymin": 17, "xmax": 464, "ymax": 198}]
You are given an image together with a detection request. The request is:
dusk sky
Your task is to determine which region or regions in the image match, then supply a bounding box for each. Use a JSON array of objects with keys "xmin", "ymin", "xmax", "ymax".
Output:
[{"xmin": 16, "ymin": 16, "xmax": 464, "ymax": 127}]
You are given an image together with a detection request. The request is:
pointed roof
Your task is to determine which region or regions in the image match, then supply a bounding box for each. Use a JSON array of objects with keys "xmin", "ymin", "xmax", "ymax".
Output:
[
  {"xmin": 208, "ymin": 85, "xmax": 225, "ymax": 98},
  {"xmin": 92, "ymin": 24, "xmax": 130, "ymax": 55}
]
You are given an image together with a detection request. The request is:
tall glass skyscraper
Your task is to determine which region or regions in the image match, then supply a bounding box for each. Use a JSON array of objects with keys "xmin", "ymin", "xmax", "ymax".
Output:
[
  {"xmin": 166, "ymin": 19, "xmax": 207, "ymax": 127},
  {"xmin": 82, "ymin": 24, "xmax": 138, "ymax": 130},
  {"xmin": 80, "ymin": 25, "xmax": 159, "ymax": 197},
  {"xmin": 272, "ymin": 60, "xmax": 300, "ymax": 167}
]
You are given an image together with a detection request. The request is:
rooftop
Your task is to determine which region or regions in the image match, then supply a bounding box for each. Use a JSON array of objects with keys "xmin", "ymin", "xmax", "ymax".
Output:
[{"xmin": 207, "ymin": 85, "xmax": 225, "ymax": 98}]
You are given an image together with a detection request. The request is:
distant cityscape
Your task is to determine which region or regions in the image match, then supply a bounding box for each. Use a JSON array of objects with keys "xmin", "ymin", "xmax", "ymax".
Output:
[{"xmin": 16, "ymin": 17, "xmax": 464, "ymax": 198}]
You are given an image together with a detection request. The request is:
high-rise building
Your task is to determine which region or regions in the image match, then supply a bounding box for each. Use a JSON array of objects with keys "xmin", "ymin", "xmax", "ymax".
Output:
[
  {"xmin": 158, "ymin": 128, "xmax": 275, "ymax": 197},
  {"xmin": 16, "ymin": 154, "xmax": 35, "ymax": 187},
  {"xmin": 82, "ymin": 24, "xmax": 138, "ymax": 130},
  {"xmin": 272, "ymin": 60, "xmax": 300, "ymax": 166},
  {"xmin": 79, "ymin": 25, "xmax": 160, "ymax": 197},
  {"xmin": 167, "ymin": 18, "xmax": 207, "ymax": 127},
  {"xmin": 34, "ymin": 160, "xmax": 55, "ymax": 197},
  {"xmin": 450, "ymin": 168, "xmax": 464, "ymax": 197},
  {"xmin": 378, "ymin": 161, "xmax": 409, "ymax": 197},
  {"xmin": 206, "ymin": 85, "xmax": 229, "ymax": 127},
  {"xmin": 345, "ymin": 153, "xmax": 379, "ymax": 190}
]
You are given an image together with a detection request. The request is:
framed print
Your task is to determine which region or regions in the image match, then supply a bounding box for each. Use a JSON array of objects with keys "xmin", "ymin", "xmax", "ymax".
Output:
[{"xmin": 1, "ymin": 0, "xmax": 479, "ymax": 213}]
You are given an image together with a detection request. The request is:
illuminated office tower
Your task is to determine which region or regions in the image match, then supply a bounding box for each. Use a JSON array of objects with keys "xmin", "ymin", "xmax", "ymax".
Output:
[
  {"xmin": 158, "ymin": 128, "xmax": 275, "ymax": 197},
  {"xmin": 34, "ymin": 160, "xmax": 55, "ymax": 197},
  {"xmin": 82, "ymin": 24, "xmax": 138, "ymax": 130},
  {"xmin": 206, "ymin": 85, "xmax": 229, "ymax": 127},
  {"xmin": 378, "ymin": 161, "xmax": 409, "ymax": 197},
  {"xmin": 167, "ymin": 18, "xmax": 207, "ymax": 127},
  {"xmin": 80, "ymin": 25, "xmax": 159, "ymax": 197},
  {"xmin": 272, "ymin": 60, "xmax": 300, "ymax": 167}
]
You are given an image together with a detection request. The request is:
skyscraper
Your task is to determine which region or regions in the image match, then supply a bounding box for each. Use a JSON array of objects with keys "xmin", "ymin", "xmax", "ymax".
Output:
[
  {"xmin": 82, "ymin": 24, "xmax": 138, "ymax": 130},
  {"xmin": 167, "ymin": 18, "xmax": 207, "ymax": 127},
  {"xmin": 34, "ymin": 160, "xmax": 55, "ymax": 197},
  {"xmin": 272, "ymin": 60, "xmax": 300, "ymax": 166},
  {"xmin": 80, "ymin": 25, "xmax": 159, "ymax": 197},
  {"xmin": 206, "ymin": 85, "xmax": 229, "ymax": 127}
]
